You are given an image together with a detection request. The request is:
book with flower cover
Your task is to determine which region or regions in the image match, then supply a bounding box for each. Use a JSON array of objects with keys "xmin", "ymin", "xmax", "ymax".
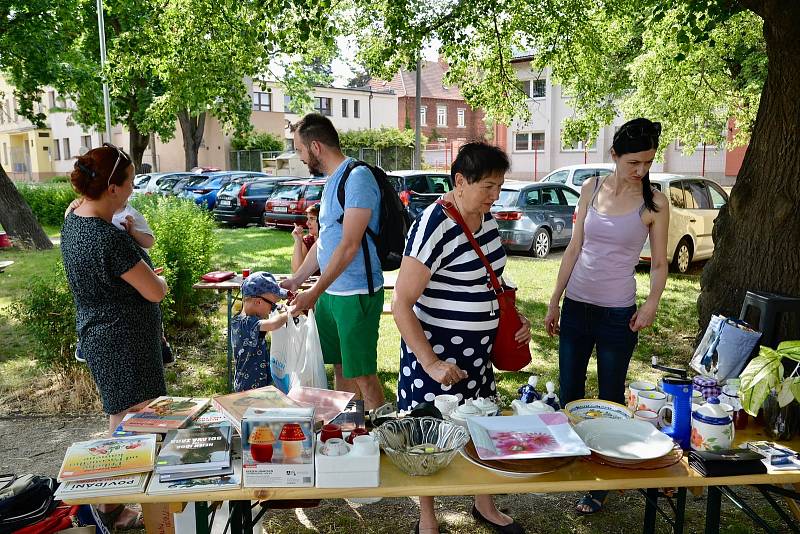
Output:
[
  {"xmin": 211, "ymin": 386, "xmax": 305, "ymax": 433},
  {"xmin": 54, "ymin": 472, "xmax": 149, "ymax": 499},
  {"xmin": 466, "ymin": 413, "xmax": 591, "ymax": 460},
  {"xmin": 57, "ymin": 435, "xmax": 157, "ymax": 482},
  {"xmin": 122, "ymin": 396, "xmax": 210, "ymax": 433}
]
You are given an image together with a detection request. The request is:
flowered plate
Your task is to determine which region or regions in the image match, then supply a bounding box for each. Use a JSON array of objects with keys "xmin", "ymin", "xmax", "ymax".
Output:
[{"xmin": 564, "ymin": 399, "xmax": 633, "ymax": 424}]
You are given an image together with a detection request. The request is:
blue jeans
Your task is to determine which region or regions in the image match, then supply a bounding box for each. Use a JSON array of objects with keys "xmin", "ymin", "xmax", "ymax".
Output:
[{"xmin": 558, "ymin": 297, "xmax": 638, "ymax": 406}]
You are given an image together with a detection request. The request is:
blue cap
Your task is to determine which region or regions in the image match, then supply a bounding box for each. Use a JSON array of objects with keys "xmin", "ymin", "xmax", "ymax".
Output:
[{"xmin": 241, "ymin": 271, "xmax": 288, "ymax": 298}]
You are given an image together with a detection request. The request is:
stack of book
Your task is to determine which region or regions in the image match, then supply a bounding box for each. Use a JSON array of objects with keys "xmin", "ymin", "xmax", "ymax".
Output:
[
  {"xmin": 55, "ymin": 434, "xmax": 157, "ymax": 500},
  {"xmin": 154, "ymin": 418, "xmax": 234, "ymax": 481},
  {"xmin": 122, "ymin": 396, "xmax": 210, "ymax": 434}
]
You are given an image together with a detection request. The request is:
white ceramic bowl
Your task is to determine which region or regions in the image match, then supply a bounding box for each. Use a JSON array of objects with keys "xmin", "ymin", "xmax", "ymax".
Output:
[{"xmin": 564, "ymin": 399, "xmax": 633, "ymax": 424}]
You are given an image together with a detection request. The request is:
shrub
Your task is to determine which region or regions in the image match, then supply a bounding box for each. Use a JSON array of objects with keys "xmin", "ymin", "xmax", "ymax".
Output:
[
  {"xmin": 15, "ymin": 182, "xmax": 78, "ymax": 227},
  {"xmin": 9, "ymin": 261, "xmax": 78, "ymax": 374},
  {"xmin": 49, "ymin": 175, "xmax": 70, "ymax": 183},
  {"xmin": 231, "ymin": 130, "xmax": 284, "ymax": 152},
  {"xmin": 131, "ymin": 196, "xmax": 220, "ymax": 327}
]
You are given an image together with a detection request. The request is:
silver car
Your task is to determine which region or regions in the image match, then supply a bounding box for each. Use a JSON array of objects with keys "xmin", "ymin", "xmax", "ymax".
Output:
[
  {"xmin": 640, "ymin": 174, "xmax": 729, "ymax": 273},
  {"xmin": 492, "ymin": 181, "xmax": 580, "ymax": 258}
]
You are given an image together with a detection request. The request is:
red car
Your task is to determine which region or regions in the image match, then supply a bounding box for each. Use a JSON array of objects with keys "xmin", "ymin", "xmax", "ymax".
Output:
[{"xmin": 263, "ymin": 178, "xmax": 325, "ymax": 227}]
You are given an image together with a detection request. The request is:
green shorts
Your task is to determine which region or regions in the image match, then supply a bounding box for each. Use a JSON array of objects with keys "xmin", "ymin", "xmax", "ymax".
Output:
[{"xmin": 315, "ymin": 289, "xmax": 383, "ymax": 379}]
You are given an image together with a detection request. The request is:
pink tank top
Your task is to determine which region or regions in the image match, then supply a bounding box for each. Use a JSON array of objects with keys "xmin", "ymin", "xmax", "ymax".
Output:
[{"xmin": 565, "ymin": 177, "xmax": 649, "ymax": 308}]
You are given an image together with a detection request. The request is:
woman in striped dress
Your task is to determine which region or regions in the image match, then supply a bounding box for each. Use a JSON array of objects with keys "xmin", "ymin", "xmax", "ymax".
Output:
[{"xmin": 393, "ymin": 142, "xmax": 531, "ymax": 534}]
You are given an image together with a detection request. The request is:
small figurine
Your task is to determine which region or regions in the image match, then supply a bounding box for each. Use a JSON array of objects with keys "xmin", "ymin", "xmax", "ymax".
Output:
[
  {"xmin": 543, "ymin": 381, "xmax": 561, "ymax": 411},
  {"xmin": 517, "ymin": 375, "xmax": 542, "ymax": 404}
]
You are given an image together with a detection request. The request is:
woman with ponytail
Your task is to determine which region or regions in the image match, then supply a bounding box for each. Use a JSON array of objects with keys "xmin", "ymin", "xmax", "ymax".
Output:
[{"xmin": 544, "ymin": 118, "xmax": 669, "ymax": 514}]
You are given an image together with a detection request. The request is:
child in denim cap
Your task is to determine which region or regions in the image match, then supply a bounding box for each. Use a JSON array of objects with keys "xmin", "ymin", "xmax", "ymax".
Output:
[{"xmin": 232, "ymin": 272, "xmax": 289, "ymax": 391}]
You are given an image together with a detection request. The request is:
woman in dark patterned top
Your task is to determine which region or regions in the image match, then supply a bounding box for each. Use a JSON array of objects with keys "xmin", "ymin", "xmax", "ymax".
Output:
[{"xmin": 61, "ymin": 144, "xmax": 168, "ymax": 437}]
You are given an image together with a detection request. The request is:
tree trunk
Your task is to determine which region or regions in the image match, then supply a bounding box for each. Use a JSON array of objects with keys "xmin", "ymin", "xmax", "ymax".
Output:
[
  {"xmin": 0, "ymin": 165, "xmax": 53, "ymax": 250},
  {"xmin": 698, "ymin": 2, "xmax": 800, "ymax": 342},
  {"xmin": 128, "ymin": 120, "xmax": 151, "ymax": 174},
  {"xmin": 178, "ymin": 110, "xmax": 206, "ymax": 171}
]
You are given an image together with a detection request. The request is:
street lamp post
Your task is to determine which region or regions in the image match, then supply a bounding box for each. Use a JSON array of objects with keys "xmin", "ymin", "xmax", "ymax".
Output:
[{"xmin": 96, "ymin": 0, "xmax": 113, "ymax": 143}]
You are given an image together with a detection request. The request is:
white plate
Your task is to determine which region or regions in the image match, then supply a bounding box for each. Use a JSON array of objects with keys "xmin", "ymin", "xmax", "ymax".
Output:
[
  {"xmin": 458, "ymin": 449, "xmax": 553, "ymax": 478},
  {"xmin": 574, "ymin": 419, "xmax": 675, "ymax": 461}
]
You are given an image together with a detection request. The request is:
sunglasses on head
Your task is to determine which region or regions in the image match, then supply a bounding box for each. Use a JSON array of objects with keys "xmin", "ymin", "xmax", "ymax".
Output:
[
  {"xmin": 103, "ymin": 142, "xmax": 132, "ymax": 188},
  {"xmin": 617, "ymin": 122, "xmax": 662, "ymax": 141}
]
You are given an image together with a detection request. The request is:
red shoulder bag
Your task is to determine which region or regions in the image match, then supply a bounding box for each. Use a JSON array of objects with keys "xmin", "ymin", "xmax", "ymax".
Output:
[{"xmin": 436, "ymin": 199, "xmax": 531, "ymax": 371}]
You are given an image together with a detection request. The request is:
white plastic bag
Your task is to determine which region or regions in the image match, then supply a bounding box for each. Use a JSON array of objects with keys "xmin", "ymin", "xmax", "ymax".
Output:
[
  {"xmin": 690, "ymin": 314, "xmax": 762, "ymax": 381},
  {"xmin": 270, "ymin": 310, "xmax": 327, "ymax": 393}
]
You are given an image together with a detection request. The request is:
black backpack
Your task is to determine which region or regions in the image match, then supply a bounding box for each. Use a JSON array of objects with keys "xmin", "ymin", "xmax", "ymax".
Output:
[
  {"xmin": 337, "ymin": 160, "xmax": 411, "ymax": 295},
  {"xmin": 0, "ymin": 474, "xmax": 58, "ymax": 533}
]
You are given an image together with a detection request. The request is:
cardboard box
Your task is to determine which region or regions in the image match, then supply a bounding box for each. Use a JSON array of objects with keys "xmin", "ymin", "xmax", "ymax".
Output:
[
  {"xmin": 242, "ymin": 406, "xmax": 315, "ymax": 487},
  {"xmin": 315, "ymin": 432, "xmax": 380, "ymax": 488}
]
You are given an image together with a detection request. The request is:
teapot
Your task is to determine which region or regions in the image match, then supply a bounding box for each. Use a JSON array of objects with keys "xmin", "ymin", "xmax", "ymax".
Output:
[
  {"xmin": 511, "ymin": 399, "xmax": 555, "ymax": 416},
  {"xmin": 449, "ymin": 399, "xmax": 482, "ymax": 427},
  {"xmin": 690, "ymin": 397, "xmax": 734, "ymax": 451},
  {"xmin": 473, "ymin": 397, "xmax": 499, "ymax": 416}
]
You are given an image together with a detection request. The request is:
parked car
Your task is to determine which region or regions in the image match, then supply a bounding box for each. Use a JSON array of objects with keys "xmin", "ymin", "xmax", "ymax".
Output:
[
  {"xmin": 214, "ymin": 176, "xmax": 303, "ymax": 226},
  {"xmin": 171, "ymin": 175, "xmax": 208, "ymax": 197},
  {"xmin": 181, "ymin": 171, "xmax": 269, "ymax": 210},
  {"xmin": 540, "ymin": 163, "xmax": 614, "ymax": 193},
  {"xmin": 386, "ymin": 170, "xmax": 453, "ymax": 220},
  {"xmin": 154, "ymin": 176, "xmax": 184, "ymax": 196},
  {"xmin": 640, "ymin": 174, "xmax": 728, "ymax": 273},
  {"xmin": 140, "ymin": 172, "xmax": 196, "ymax": 195},
  {"xmin": 491, "ymin": 180, "xmax": 580, "ymax": 258},
  {"xmin": 263, "ymin": 178, "xmax": 325, "ymax": 227},
  {"xmin": 132, "ymin": 173, "xmax": 152, "ymax": 195}
]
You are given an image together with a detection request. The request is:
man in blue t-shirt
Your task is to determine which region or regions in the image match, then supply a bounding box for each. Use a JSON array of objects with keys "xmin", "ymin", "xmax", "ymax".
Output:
[{"xmin": 281, "ymin": 113, "xmax": 386, "ymax": 410}]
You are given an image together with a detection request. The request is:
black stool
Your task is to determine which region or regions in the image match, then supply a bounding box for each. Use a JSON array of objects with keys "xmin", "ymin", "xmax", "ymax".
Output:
[{"xmin": 739, "ymin": 290, "xmax": 800, "ymax": 348}]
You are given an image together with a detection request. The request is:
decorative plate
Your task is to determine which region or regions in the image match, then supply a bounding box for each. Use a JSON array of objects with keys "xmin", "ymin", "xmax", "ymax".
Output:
[
  {"xmin": 564, "ymin": 399, "xmax": 633, "ymax": 424},
  {"xmin": 573, "ymin": 419, "xmax": 676, "ymax": 462}
]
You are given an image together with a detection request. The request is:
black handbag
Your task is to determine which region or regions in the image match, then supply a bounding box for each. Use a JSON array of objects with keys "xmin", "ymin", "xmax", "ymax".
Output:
[
  {"xmin": 688, "ymin": 449, "xmax": 767, "ymax": 477},
  {"xmin": 0, "ymin": 474, "xmax": 58, "ymax": 533}
]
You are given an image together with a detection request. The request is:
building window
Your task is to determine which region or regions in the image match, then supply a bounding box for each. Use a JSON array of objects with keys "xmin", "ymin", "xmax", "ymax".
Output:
[
  {"xmin": 518, "ymin": 80, "xmax": 531, "ymax": 98},
  {"xmin": 531, "ymin": 79, "xmax": 546, "ymax": 98},
  {"xmin": 53, "ymin": 139, "xmax": 61, "ymax": 160},
  {"xmin": 314, "ymin": 97, "xmax": 332, "ymax": 116},
  {"xmin": 561, "ymin": 135, "xmax": 596, "ymax": 152},
  {"xmin": 514, "ymin": 132, "xmax": 545, "ymax": 152},
  {"xmin": 63, "ymin": 138, "xmax": 71, "ymax": 159},
  {"xmin": 420, "ymin": 106, "xmax": 427, "ymax": 126},
  {"xmin": 457, "ymin": 108, "xmax": 466, "ymax": 128},
  {"xmin": 2, "ymin": 143, "xmax": 7, "ymax": 165},
  {"xmin": 48, "ymin": 91, "xmax": 56, "ymax": 109},
  {"xmin": 252, "ymin": 91, "xmax": 272, "ymax": 112},
  {"xmin": 284, "ymin": 95, "xmax": 292, "ymax": 111},
  {"xmin": 437, "ymin": 105, "xmax": 447, "ymax": 127},
  {"xmin": 353, "ymin": 99, "xmax": 360, "ymax": 118},
  {"xmin": 81, "ymin": 135, "xmax": 92, "ymax": 150},
  {"xmin": 342, "ymin": 99, "xmax": 348, "ymax": 118}
]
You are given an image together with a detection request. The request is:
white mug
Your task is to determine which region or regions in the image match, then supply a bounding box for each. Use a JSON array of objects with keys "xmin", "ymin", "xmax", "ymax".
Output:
[
  {"xmin": 628, "ymin": 381, "xmax": 657, "ymax": 410},
  {"xmin": 637, "ymin": 390, "xmax": 667, "ymax": 412},
  {"xmin": 634, "ymin": 409, "xmax": 660, "ymax": 427},
  {"xmin": 434, "ymin": 394, "xmax": 459, "ymax": 417},
  {"xmin": 350, "ymin": 435, "xmax": 378, "ymax": 455},
  {"xmin": 321, "ymin": 437, "xmax": 350, "ymax": 457}
]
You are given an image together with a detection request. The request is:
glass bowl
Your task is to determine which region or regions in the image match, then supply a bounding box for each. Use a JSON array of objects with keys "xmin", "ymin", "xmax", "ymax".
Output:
[{"xmin": 374, "ymin": 417, "xmax": 469, "ymax": 476}]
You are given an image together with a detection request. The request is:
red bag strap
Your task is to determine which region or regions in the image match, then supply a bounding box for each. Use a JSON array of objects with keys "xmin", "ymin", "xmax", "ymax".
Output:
[{"xmin": 436, "ymin": 199, "xmax": 503, "ymax": 294}]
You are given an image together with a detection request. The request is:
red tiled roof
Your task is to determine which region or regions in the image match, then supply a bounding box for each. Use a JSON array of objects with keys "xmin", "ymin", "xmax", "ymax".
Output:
[{"xmin": 368, "ymin": 60, "xmax": 464, "ymax": 100}]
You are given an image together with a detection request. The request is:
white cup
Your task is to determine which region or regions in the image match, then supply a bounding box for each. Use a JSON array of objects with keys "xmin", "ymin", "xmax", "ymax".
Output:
[
  {"xmin": 634, "ymin": 409, "xmax": 660, "ymax": 426},
  {"xmin": 434, "ymin": 394, "xmax": 459, "ymax": 417},
  {"xmin": 321, "ymin": 437, "xmax": 350, "ymax": 457},
  {"xmin": 627, "ymin": 381, "xmax": 657, "ymax": 410},
  {"xmin": 351, "ymin": 435, "xmax": 378, "ymax": 455},
  {"xmin": 718, "ymin": 402, "xmax": 735, "ymax": 417},
  {"xmin": 637, "ymin": 390, "xmax": 667, "ymax": 412}
]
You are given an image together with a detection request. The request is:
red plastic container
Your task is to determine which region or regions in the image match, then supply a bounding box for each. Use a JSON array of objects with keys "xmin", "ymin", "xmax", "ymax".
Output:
[{"xmin": 0, "ymin": 232, "xmax": 11, "ymax": 248}]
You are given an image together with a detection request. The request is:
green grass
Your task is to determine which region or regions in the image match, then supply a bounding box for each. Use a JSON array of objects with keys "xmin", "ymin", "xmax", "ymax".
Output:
[{"xmin": 0, "ymin": 224, "xmax": 701, "ymax": 411}]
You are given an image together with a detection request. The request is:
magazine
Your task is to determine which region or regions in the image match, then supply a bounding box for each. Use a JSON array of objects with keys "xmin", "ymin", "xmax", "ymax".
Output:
[
  {"xmin": 466, "ymin": 413, "xmax": 591, "ymax": 461},
  {"xmin": 58, "ymin": 435, "xmax": 157, "ymax": 482},
  {"xmin": 211, "ymin": 386, "xmax": 305, "ymax": 433},
  {"xmin": 159, "ymin": 464, "xmax": 233, "ymax": 482},
  {"xmin": 156, "ymin": 423, "xmax": 233, "ymax": 474},
  {"xmin": 287, "ymin": 386, "xmax": 354, "ymax": 424},
  {"xmin": 112, "ymin": 413, "xmax": 164, "ymax": 441},
  {"xmin": 122, "ymin": 396, "xmax": 210, "ymax": 433},
  {"xmin": 54, "ymin": 472, "xmax": 149, "ymax": 499},
  {"xmin": 147, "ymin": 441, "xmax": 243, "ymax": 495}
]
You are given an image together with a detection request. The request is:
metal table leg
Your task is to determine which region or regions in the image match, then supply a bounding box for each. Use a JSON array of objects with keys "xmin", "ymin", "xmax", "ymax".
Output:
[
  {"xmin": 705, "ymin": 486, "xmax": 722, "ymax": 534},
  {"xmin": 195, "ymin": 501, "xmax": 211, "ymax": 534},
  {"xmin": 642, "ymin": 488, "xmax": 659, "ymax": 534},
  {"xmin": 229, "ymin": 500, "xmax": 254, "ymax": 534},
  {"xmin": 674, "ymin": 487, "xmax": 686, "ymax": 534}
]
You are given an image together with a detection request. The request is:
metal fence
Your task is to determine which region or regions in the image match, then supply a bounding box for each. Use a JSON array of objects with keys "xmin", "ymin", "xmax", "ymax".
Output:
[
  {"xmin": 229, "ymin": 150, "xmax": 282, "ymax": 172},
  {"xmin": 342, "ymin": 146, "xmax": 415, "ymax": 171}
]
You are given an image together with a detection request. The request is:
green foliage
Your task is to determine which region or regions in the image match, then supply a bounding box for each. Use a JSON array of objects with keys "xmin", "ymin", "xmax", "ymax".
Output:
[
  {"xmin": 8, "ymin": 261, "xmax": 77, "ymax": 374},
  {"xmin": 231, "ymin": 131, "xmax": 284, "ymax": 152},
  {"xmin": 740, "ymin": 341, "xmax": 800, "ymax": 416},
  {"xmin": 338, "ymin": 128, "xmax": 424, "ymax": 150},
  {"xmin": 131, "ymin": 196, "xmax": 220, "ymax": 327},
  {"xmin": 49, "ymin": 175, "xmax": 70, "ymax": 184},
  {"xmin": 14, "ymin": 183, "xmax": 78, "ymax": 227}
]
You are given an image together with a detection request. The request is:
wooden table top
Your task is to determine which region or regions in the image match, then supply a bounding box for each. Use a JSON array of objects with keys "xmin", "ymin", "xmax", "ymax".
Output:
[{"xmin": 64, "ymin": 426, "xmax": 800, "ymax": 505}]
